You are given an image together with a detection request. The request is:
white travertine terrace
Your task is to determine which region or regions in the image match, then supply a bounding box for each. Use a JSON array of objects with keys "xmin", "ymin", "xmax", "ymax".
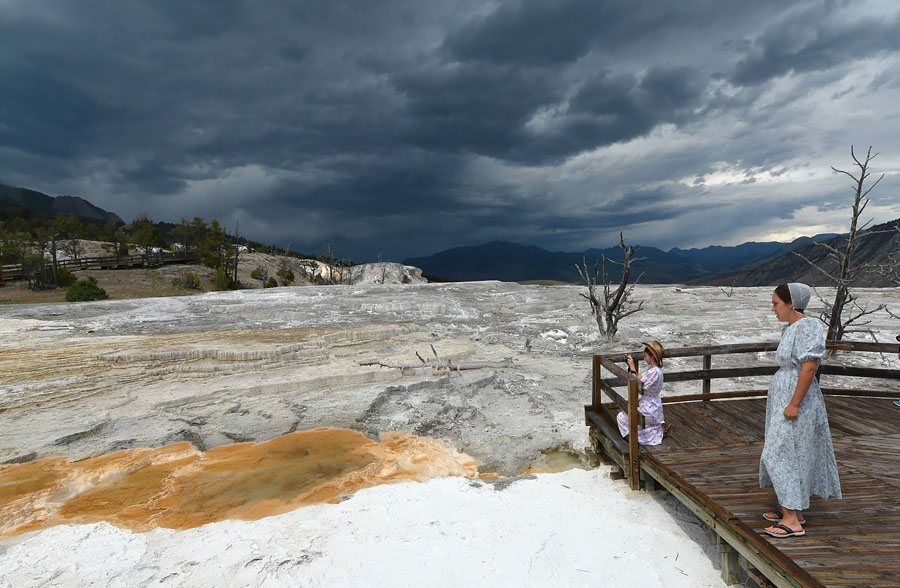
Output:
[{"xmin": 1, "ymin": 283, "xmax": 898, "ymax": 586}]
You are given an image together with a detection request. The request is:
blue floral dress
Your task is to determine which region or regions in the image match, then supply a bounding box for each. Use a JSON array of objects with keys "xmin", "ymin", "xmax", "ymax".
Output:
[
  {"xmin": 759, "ymin": 317, "xmax": 842, "ymax": 510},
  {"xmin": 617, "ymin": 366, "xmax": 665, "ymax": 445}
]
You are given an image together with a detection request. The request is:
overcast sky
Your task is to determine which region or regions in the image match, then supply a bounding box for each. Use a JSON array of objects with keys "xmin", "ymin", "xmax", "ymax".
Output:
[{"xmin": 2, "ymin": 0, "xmax": 900, "ymax": 261}]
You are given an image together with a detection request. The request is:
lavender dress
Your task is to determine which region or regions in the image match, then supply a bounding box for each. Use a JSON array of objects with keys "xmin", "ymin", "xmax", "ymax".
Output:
[
  {"xmin": 617, "ymin": 366, "xmax": 665, "ymax": 446},
  {"xmin": 759, "ymin": 318, "xmax": 842, "ymax": 510}
]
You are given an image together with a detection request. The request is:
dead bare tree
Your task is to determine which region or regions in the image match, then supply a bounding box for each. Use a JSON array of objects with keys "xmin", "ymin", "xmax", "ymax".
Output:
[
  {"xmin": 230, "ymin": 217, "xmax": 243, "ymax": 284},
  {"xmin": 377, "ymin": 252, "xmax": 387, "ymax": 284},
  {"xmin": 338, "ymin": 257, "xmax": 353, "ymax": 285},
  {"xmin": 877, "ymin": 249, "xmax": 900, "ymax": 330},
  {"xmin": 793, "ymin": 146, "xmax": 888, "ymax": 341},
  {"xmin": 321, "ymin": 242, "xmax": 338, "ymax": 284},
  {"xmin": 719, "ymin": 278, "xmax": 737, "ymax": 298},
  {"xmin": 875, "ymin": 248, "xmax": 900, "ymax": 286},
  {"xmin": 360, "ymin": 345, "xmax": 513, "ymax": 373},
  {"xmin": 576, "ymin": 231, "xmax": 646, "ymax": 341}
]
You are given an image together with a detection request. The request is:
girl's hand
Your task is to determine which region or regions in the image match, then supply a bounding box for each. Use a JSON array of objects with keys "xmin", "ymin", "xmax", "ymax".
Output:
[
  {"xmin": 626, "ymin": 354, "xmax": 635, "ymax": 370},
  {"xmin": 784, "ymin": 404, "xmax": 799, "ymax": 420}
]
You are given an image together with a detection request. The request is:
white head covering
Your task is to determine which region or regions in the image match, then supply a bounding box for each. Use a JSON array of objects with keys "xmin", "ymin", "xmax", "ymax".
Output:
[{"xmin": 787, "ymin": 282, "xmax": 811, "ymax": 312}]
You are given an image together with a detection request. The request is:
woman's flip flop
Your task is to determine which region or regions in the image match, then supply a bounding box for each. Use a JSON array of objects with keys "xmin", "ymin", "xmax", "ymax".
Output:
[
  {"xmin": 762, "ymin": 511, "xmax": 806, "ymax": 524},
  {"xmin": 764, "ymin": 523, "xmax": 805, "ymax": 538}
]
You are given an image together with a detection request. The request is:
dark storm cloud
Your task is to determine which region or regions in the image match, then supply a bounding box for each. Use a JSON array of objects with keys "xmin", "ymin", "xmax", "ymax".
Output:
[
  {"xmin": 417, "ymin": 0, "xmax": 769, "ymax": 163},
  {"xmin": 278, "ymin": 44, "xmax": 311, "ymax": 64},
  {"xmin": 443, "ymin": 0, "xmax": 611, "ymax": 66},
  {"xmin": 1, "ymin": 0, "xmax": 899, "ymax": 261},
  {"xmin": 268, "ymin": 151, "xmax": 468, "ymax": 216},
  {"xmin": 392, "ymin": 63, "xmax": 560, "ymax": 159},
  {"xmin": 730, "ymin": 6, "xmax": 900, "ymax": 86},
  {"xmin": 442, "ymin": 0, "xmax": 784, "ymax": 66},
  {"xmin": 0, "ymin": 66, "xmax": 108, "ymax": 157},
  {"xmin": 148, "ymin": 0, "xmax": 249, "ymax": 39},
  {"xmin": 560, "ymin": 67, "xmax": 705, "ymax": 143},
  {"xmin": 392, "ymin": 62, "xmax": 706, "ymax": 164}
]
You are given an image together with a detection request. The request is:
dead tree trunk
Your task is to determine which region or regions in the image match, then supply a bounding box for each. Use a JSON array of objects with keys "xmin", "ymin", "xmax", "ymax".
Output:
[
  {"xmin": 377, "ymin": 253, "xmax": 387, "ymax": 284},
  {"xmin": 50, "ymin": 233, "xmax": 60, "ymax": 287},
  {"xmin": 33, "ymin": 232, "xmax": 49, "ymax": 290},
  {"xmin": 576, "ymin": 231, "xmax": 646, "ymax": 341},
  {"xmin": 231, "ymin": 218, "xmax": 242, "ymax": 284},
  {"xmin": 794, "ymin": 146, "xmax": 886, "ymax": 341}
]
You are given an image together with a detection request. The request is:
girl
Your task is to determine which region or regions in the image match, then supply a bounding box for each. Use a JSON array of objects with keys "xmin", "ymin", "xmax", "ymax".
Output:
[{"xmin": 616, "ymin": 340, "xmax": 667, "ymax": 445}]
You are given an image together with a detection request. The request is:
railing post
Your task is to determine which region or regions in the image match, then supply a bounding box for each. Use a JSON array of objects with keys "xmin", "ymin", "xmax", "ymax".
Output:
[
  {"xmin": 592, "ymin": 355, "xmax": 603, "ymax": 411},
  {"xmin": 703, "ymin": 354, "xmax": 711, "ymax": 400},
  {"xmin": 717, "ymin": 536, "xmax": 739, "ymax": 585},
  {"xmin": 627, "ymin": 378, "xmax": 641, "ymax": 490},
  {"xmin": 635, "ymin": 356, "xmax": 645, "ymax": 427}
]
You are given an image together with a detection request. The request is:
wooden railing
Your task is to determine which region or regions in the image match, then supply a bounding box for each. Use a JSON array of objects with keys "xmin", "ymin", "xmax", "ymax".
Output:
[
  {"xmin": 0, "ymin": 252, "xmax": 201, "ymax": 281},
  {"xmin": 591, "ymin": 340, "xmax": 900, "ymax": 489}
]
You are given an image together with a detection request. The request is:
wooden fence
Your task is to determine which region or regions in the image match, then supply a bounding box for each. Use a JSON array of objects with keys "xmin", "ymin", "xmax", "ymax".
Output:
[
  {"xmin": 592, "ymin": 340, "xmax": 900, "ymax": 490},
  {"xmin": 0, "ymin": 251, "xmax": 201, "ymax": 281}
]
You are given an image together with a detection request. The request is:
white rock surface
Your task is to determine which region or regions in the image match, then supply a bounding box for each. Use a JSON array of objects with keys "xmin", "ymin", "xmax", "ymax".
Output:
[
  {"xmin": 0, "ymin": 469, "xmax": 726, "ymax": 588},
  {"xmin": 348, "ymin": 262, "xmax": 426, "ymax": 284},
  {"xmin": 2, "ymin": 283, "xmax": 897, "ymax": 474}
]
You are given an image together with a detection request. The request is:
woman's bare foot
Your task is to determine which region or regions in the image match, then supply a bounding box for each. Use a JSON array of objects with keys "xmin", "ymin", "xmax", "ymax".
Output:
[{"xmin": 762, "ymin": 511, "xmax": 806, "ymax": 524}]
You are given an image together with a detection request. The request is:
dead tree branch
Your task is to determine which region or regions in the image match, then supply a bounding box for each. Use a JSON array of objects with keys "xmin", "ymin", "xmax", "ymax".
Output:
[
  {"xmin": 576, "ymin": 231, "xmax": 646, "ymax": 341},
  {"xmin": 719, "ymin": 279, "xmax": 736, "ymax": 297},
  {"xmin": 360, "ymin": 359, "xmax": 514, "ymax": 371},
  {"xmin": 361, "ymin": 348, "xmax": 513, "ymax": 373},
  {"xmin": 874, "ymin": 244, "xmax": 900, "ymax": 286},
  {"xmin": 792, "ymin": 146, "xmax": 887, "ymax": 341}
]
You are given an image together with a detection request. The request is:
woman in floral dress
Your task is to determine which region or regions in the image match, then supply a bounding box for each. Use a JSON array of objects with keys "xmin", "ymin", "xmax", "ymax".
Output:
[
  {"xmin": 617, "ymin": 341, "xmax": 667, "ymax": 446},
  {"xmin": 760, "ymin": 283, "xmax": 841, "ymax": 538}
]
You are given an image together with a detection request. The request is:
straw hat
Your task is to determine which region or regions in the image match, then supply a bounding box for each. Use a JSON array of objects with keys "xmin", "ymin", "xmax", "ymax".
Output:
[{"xmin": 642, "ymin": 340, "xmax": 664, "ymax": 366}]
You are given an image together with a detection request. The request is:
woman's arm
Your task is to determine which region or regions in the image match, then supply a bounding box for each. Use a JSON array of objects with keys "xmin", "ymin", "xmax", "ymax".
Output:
[{"xmin": 784, "ymin": 360, "xmax": 818, "ymax": 420}]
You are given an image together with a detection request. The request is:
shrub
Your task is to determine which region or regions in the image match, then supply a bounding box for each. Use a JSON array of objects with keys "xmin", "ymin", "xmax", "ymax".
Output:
[
  {"xmin": 278, "ymin": 268, "xmax": 295, "ymax": 286},
  {"xmin": 266, "ymin": 277, "xmax": 278, "ymax": 288},
  {"xmin": 251, "ymin": 265, "xmax": 268, "ymax": 286},
  {"xmin": 212, "ymin": 268, "xmax": 235, "ymax": 291},
  {"xmin": 66, "ymin": 277, "xmax": 108, "ymax": 302},
  {"xmin": 57, "ymin": 267, "xmax": 78, "ymax": 288},
  {"xmin": 171, "ymin": 271, "xmax": 201, "ymax": 290}
]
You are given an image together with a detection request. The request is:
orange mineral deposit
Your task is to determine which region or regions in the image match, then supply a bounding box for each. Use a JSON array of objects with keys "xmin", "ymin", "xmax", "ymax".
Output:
[{"xmin": 0, "ymin": 428, "xmax": 485, "ymax": 537}]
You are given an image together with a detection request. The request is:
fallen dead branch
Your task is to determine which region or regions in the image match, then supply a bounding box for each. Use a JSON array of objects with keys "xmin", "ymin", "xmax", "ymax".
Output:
[{"xmin": 360, "ymin": 345, "xmax": 513, "ymax": 372}]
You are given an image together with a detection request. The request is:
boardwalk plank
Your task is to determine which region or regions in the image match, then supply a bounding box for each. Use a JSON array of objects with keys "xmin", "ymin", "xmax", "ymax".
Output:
[
  {"xmin": 589, "ymin": 396, "xmax": 900, "ymax": 587},
  {"xmin": 658, "ymin": 441, "xmax": 900, "ymax": 587}
]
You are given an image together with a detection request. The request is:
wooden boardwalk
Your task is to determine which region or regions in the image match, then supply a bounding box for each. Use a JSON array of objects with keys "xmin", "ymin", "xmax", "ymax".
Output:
[
  {"xmin": 587, "ymin": 398, "xmax": 900, "ymax": 587},
  {"xmin": 586, "ymin": 341, "xmax": 900, "ymax": 588}
]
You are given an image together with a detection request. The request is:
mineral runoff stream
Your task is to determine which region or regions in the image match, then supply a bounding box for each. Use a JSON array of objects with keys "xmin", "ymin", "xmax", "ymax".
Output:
[{"xmin": 0, "ymin": 428, "xmax": 487, "ymax": 537}]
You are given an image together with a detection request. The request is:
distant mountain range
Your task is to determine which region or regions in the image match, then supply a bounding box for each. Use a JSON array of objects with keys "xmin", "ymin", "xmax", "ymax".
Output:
[
  {"xmin": 692, "ymin": 218, "xmax": 900, "ymax": 287},
  {"xmin": 5, "ymin": 181, "xmax": 897, "ymax": 286},
  {"xmin": 0, "ymin": 183, "xmax": 123, "ymax": 223},
  {"xmin": 403, "ymin": 234, "xmax": 846, "ymax": 284}
]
